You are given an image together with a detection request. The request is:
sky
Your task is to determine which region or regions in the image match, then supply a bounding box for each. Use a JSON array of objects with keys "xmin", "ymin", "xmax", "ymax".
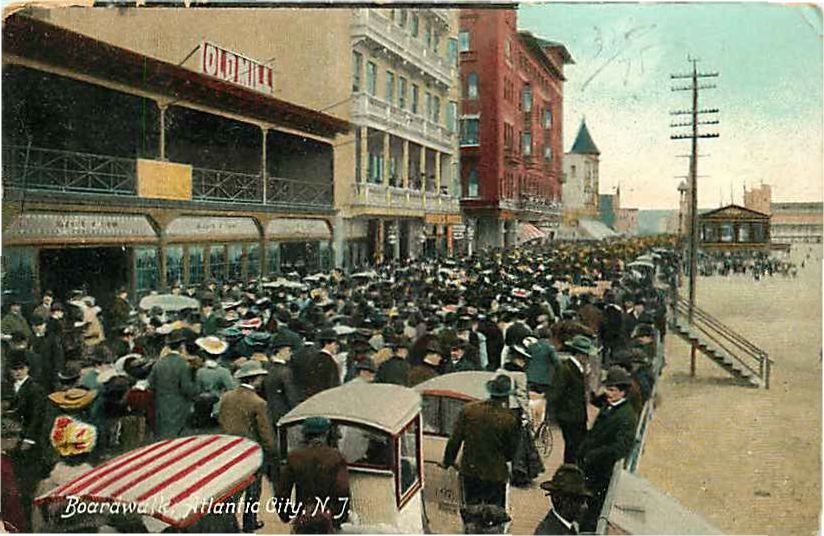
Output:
[{"xmin": 518, "ymin": 2, "xmax": 823, "ymax": 209}]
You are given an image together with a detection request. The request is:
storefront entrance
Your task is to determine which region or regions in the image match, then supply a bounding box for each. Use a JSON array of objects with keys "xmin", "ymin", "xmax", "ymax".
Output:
[{"xmin": 39, "ymin": 247, "xmax": 130, "ymax": 311}]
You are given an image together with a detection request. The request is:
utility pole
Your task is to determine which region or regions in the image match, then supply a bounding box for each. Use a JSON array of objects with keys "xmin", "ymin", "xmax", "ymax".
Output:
[{"xmin": 670, "ymin": 57, "xmax": 719, "ymax": 377}]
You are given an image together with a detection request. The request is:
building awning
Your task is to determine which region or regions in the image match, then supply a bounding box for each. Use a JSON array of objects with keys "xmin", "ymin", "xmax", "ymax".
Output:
[
  {"xmin": 605, "ymin": 470, "xmax": 722, "ymax": 535},
  {"xmin": 166, "ymin": 216, "xmax": 260, "ymax": 242},
  {"xmin": 266, "ymin": 218, "xmax": 331, "ymax": 241},
  {"xmin": 3, "ymin": 15, "xmax": 350, "ymax": 139},
  {"xmin": 517, "ymin": 223, "xmax": 547, "ymax": 243},
  {"xmin": 3, "ymin": 212, "xmax": 157, "ymax": 246},
  {"xmin": 579, "ymin": 218, "xmax": 619, "ymax": 240}
]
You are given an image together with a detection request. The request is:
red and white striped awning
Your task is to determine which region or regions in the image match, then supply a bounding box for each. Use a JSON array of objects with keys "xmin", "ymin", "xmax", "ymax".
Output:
[
  {"xmin": 518, "ymin": 223, "xmax": 547, "ymax": 243},
  {"xmin": 35, "ymin": 435, "xmax": 263, "ymax": 528}
]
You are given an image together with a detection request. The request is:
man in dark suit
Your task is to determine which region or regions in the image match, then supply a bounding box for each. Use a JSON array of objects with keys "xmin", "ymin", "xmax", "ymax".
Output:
[
  {"xmin": 275, "ymin": 416, "xmax": 351, "ymax": 532},
  {"xmin": 148, "ymin": 328, "xmax": 200, "ymax": 438},
  {"xmin": 577, "ymin": 366, "xmax": 638, "ymax": 533},
  {"xmin": 600, "ymin": 293, "xmax": 626, "ymax": 367},
  {"xmin": 29, "ymin": 313, "xmax": 65, "ymax": 393},
  {"xmin": 109, "ymin": 287, "xmax": 133, "ymax": 334},
  {"xmin": 300, "ymin": 329, "xmax": 341, "ymax": 401},
  {"xmin": 534, "ymin": 464, "xmax": 592, "ymax": 535},
  {"xmin": 548, "ymin": 335, "xmax": 595, "ymax": 464},
  {"xmin": 375, "ymin": 338, "xmax": 411, "ymax": 385},
  {"xmin": 441, "ymin": 374, "xmax": 520, "ymax": 508},
  {"xmin": 6, "ymin": 353, "xmax": 47, "ymax": 531}
]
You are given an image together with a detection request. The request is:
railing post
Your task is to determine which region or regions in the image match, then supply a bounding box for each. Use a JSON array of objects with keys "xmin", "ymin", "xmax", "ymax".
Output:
[
  {"xmin": 261, "ymin": 126, "xmax": 268, "ymax": 204},
  {"xmin": 157, "ymin": 102, "xmax": 168, "ymax": 161}
]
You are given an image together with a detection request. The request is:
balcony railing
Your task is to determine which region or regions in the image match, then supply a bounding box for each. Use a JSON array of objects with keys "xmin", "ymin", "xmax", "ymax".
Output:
[
  {"xmin": 3, "ymin": 144, "xmax": 136, "ymax": 195},
  {"xmin": 352, "ymin": 93, "xmax": 456, "ymax": 153},
  {"xmin": 352, "ymin": 182, "xmax": 459, "ymax": 213},
  {"xmin": 352, "ymin": 10, "xmax": 454, "ymax": 87},
  {"xmin": 3, "ymin": 145, "xmax": 333, "ymax": 210}
]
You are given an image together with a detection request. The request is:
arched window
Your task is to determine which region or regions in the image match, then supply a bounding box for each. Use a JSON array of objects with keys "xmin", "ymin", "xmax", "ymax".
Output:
[{"xmin": 467, "ymin": 72, "xmax": 479, "ymax": 99}]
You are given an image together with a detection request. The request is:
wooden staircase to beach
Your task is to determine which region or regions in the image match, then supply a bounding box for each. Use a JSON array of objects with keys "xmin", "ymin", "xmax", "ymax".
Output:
[{"xmin": 672, "ymin": 296, "xmax": 772, "ymax": 389}]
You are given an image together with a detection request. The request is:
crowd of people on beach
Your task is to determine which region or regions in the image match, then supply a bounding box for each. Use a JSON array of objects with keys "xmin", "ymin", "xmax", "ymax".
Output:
[{"xmin": 1, "ymin": 235, "xmax": 677, "ymax": 534}]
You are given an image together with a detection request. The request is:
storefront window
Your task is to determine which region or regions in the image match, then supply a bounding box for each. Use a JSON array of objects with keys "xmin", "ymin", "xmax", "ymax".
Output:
[
  {"xmin": 1, "ymin": 247, "xmax": 35, "ymax": 304},
  {"xmin": 281, "ymin": 242, "xmax": 319, "ymax": 274},
  {"xmin": 228, "ymin": 244, "xmax": 243, "ymax": 281},
  {"xmin": 720, "ymin": 223, "xmax": 734, "ymax": 243},
  {"xmin": 247, "ymin": 243, "xmax": 260, "ymax": 279},
  {"xmin": 210, "ymin": 245, "xmax": 227, "ymax": 283},
  {"xmin": 319, "ymin": 241, "xmax": 332, "ymax": 272},
  {"xmin": 268, "ymin": 242, "xmax": 281, "ymax": 275},
  {"xmin": 166, "ymin": 246, "xmax": 184, "ymax": 288},
  {"xmin": 135, "ymin": 247, "xmax": 158, "ymax": 296},
  {"xmin": 188, "ymin": 245, "xmax": 205, "ymax": 286}
]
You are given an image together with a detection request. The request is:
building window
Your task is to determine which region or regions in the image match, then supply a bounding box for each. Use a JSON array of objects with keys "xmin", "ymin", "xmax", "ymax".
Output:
[
  {"xmin": 543, "ymin": 107, "xmax": 552, "ymax": 129},
  {"xmin": 522, "ymin": 85, "xmax": 532, "ymax": 112},
  {"xmin": 411, "ymin": 84, "xmax": 420, "ymax": 114},
  {"xmin": 247, "ymin": 243, "xmax": 260, "ymax": 279},
  {"xmin": 522, "ymin": 131, "xmax": 532, "ymax": 156},
  {"xmin": 504, "ymin": 123, "xmax": 513, "ymax": 150},
  {"xmin": 411, "ymin": 14, "xmax": 419, "ymax": 37},
  {"xmin": 135, "ymin": 247, "xmax": 158, "ymax": 296},
  {"xmin": 228, "ymin": 244, "xmax": 243, "ymax": 281},
  {"xmin": 398, "ymin": 77, "xmax": 408, "ymax": 109},
  {"xmin": 425, "ymin": 21, "xmax": 432, "ymax": 48},
  {"xmin": 467, "ymin": 168, "xmax": 480, "ymax": 197},
  {"xmin": 366, "ymin": 61, "xmax": 377, "ymax": 96},
  {"xmin": 268, "ymin": 242, "xmax": 281, "ymax": 275},
  {"xmin": 466, "ymin": 72, "xmax": 479, "ymax": 99},
  {"xmin": 166, "ymin": 246, "xmax": 183, "ymax": 288},
  {"xmin": 425, "ymin": 92, "xmax": 432, "ymax": 120},
  {"xmin": 460, "ymin": 117, "xmax": 480, "ymax": 146},
  {"xmin": 368, "ymin": 153, "xmax": 384, "ymax": 184},
  {"xmin": 352, "ymin": 51, "xmax": 363, "ymax": 92},
  {"xmin": 188, "ymin": 245, "xmax": 205, "ymax": 286},
  {"xmin": 544, "ymin": 145, "xmax": 552, "ymax": 161},
  {"xmin": 459, "ymin": 30, "xmax": 470, "ymax": 52},
  {"xmin": 210, "ymin": 245, "xmax": 227, "ymax": 282},
  {"xmin": 446, "ymin": 101, "xmax": 458, "ymax": 132},
  {"xmin": 504, "ymin": 39, "xmax": 512, "ymax": 60},
  {"xmin": 385, "ymin": 71, "xmax": 395, "ymax": 104},
  {"xmin": 447, "ymin": 38, "xmax": 458, "ymax": 66},
  {"xmin": 399, "ymin": 9, "xmax": 407, "ymax": 27},
  {"xmin": 433, "ymin": 95, "xmax": 441, "ymax": 123}
]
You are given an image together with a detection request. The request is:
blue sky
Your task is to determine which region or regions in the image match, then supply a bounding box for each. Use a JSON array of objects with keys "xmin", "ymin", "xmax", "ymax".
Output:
[{"xmin": 519, "ymin": 2, "xmax": 823, "ymax": 209}]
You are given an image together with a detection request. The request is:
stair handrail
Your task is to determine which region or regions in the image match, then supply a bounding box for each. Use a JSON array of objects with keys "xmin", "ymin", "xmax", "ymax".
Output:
[
  {"xmin": 679, "ymin": 298, "xmax": 769, "ymax": 359},
  {"xmin": 674, "ymin": 299, "xmax": 772, "ymax": 388},
  {"xmin": 677, "ymin": 296, "xmax": 769, "ymax": 360}
]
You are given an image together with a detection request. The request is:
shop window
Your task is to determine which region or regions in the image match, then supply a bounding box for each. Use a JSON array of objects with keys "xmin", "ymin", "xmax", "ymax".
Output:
[
  {"xmin": 397, "ymin": 418, "xmax": 421, "ymax": 504},
  {"xmin": 319, "ymin": 241, "xmax": 332, "ymax": 272},
  {"xmin": 134, "ymin": 247, "xmax": 158, "ymax": 296},
  {"xmin": 281, "ymin": 242, "xmax": 319, "ymax": 274},
  {"xmin": 188, "ymin": 245, "xmax": 206, "ymax": 286},
  {"xmin": 352, "ymin": 51, "xmax": 363, "ymax": 92},
  {"xmin": 210, "ymin": 245, "xmax": 227, "ymax": 282},
  {"xmin": 466, "ymin": 72, "xmax": 478, "ymax": 100},
  {"xmin": 268, "ymin": 242, "xmax": 281, "ymax": 275},
  {"xmin": 247, "ymin": 243, "xmax": 260, "ymax": 279},
  {"xmin": 228, "ymin": 244, "xmax": 243, "ymax": 281},
  {"xmin": 720, "ymin": 223, "xmax": 734, "ymax": 243},
  {"xmin": 1, "ymin": 247, "xmax": 35, "ymax": 303},
  {"xmin": 166, "ymin": 246, "xmax": 184, "ymax": 288}
]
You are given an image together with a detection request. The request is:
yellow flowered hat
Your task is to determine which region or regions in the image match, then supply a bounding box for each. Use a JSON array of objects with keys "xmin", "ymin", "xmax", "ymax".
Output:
[{"xmin": 50, "ymin": 415, "xmax": 97, "ymax": 457}]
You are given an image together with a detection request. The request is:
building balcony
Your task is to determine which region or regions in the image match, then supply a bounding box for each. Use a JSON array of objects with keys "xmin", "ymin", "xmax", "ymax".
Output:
[
  {"xmin": 351, "ymin": 181, "xmax": 460, "ymax": 214},
  {"xmin": 352, "ymin": 9, "xmax": 455, "ymax": 88},
  {"xmin": 2, "ymin": 145, "xmax": 333, "ymax": 211},
  {"xmin": 352, "ymin": 92, "xmax": 456, "ymax": 154}
]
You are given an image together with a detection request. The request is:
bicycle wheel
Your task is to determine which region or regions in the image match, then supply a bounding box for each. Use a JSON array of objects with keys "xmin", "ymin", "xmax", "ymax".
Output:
[{"xmin": 535, "ymin": 422, "xmax": 553, "ymax": 458}]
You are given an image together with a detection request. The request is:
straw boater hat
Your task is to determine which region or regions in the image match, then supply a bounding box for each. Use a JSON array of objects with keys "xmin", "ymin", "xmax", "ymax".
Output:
[
  {"xmin": 196, "ymin": 336, "xmax": 229, "ymax": 356},
  {"xmin": 48, "ymin": 387, "xmax": 98, "ymax": 410}
]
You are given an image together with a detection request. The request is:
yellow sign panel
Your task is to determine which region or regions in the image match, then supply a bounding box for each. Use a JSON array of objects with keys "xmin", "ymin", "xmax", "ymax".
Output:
[
  {"xmin": 425, "ymin": 214, "xmax": 463, "ymax": 225},
  {"xmin": 137, "ymin": 159, "xmax": 192, "ymax": 201}
]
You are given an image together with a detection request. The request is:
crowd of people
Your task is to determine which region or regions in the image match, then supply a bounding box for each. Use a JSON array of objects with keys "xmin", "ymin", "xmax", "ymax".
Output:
[
  {"xmin": 1, "ymin": 235, "xmax": 676, "ymax": 534},
  {"xmin": 696, "ymin": 250, "xmax": 801, "ymax": 280}
]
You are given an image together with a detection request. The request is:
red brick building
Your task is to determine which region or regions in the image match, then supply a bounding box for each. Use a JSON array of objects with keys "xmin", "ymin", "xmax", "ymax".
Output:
[{"xmin": 458, "ymin": 8, "xmax": 572, "ymax": 248}]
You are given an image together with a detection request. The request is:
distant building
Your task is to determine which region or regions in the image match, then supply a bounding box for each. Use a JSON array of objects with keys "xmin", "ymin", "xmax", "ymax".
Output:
[
  {"xmin": 699, "ymin": 205, "xmax": 771, "ymax": 251},
  {"xmin": 743, "ymin": 184, "xmax": 772, "ymax": 215},
  {"xmin": 771, "ymin": 202, "xmax": 823, "ymax": 244},
  {"xmin": 615, "ymin": 208, "xmax": 639, "ymax": 236},
  {"xmin": 563, "ymin": 119, "xmax": 600, "ymax": 221}
]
